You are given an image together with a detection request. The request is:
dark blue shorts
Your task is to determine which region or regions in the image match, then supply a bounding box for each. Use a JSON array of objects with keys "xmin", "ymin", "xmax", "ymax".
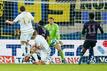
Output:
[{"xmin": 83, "ymin": 40, "xmax": 97, "ymax": 49}]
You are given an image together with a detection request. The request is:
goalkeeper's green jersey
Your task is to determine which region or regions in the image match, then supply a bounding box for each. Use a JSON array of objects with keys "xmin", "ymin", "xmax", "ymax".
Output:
[{"xmin": 45, "ymin": 23, "xmax": 60, "ymax": 45}]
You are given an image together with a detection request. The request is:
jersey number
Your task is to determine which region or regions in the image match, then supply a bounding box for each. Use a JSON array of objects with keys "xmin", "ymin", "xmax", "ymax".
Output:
[{"xmin": 88, "ymin": 25, "xmax": 96, "ymax": 34}]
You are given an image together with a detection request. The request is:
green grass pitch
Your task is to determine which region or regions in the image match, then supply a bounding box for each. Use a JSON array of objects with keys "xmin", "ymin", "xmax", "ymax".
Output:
[{"xmin": 0, "ymin": 64, "xmax": 107, "ymax": 71}]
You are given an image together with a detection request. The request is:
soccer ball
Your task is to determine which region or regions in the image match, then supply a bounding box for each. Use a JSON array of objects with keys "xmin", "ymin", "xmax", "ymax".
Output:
[{"xmin": 24, "ymin": 56, "xmax": 30, "ymax": 62}]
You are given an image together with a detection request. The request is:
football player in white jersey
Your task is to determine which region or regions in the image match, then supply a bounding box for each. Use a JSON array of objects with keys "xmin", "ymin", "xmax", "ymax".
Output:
[
  {"xmin": 25, "ymin": 31, "xmax": 51, "ymax": 64},
  {"xmin": 5, "ymin": 6, "xmax": 34, "ymax": 59}
]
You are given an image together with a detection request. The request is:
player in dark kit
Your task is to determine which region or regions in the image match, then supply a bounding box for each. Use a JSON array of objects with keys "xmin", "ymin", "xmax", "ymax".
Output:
[
  {"xmin": 78, "ymin": 13, "xmax": 104, "ymax": 64},
  {"xmin": 34, "ymin": 20, "xmax": 49, "ymax": 41}
]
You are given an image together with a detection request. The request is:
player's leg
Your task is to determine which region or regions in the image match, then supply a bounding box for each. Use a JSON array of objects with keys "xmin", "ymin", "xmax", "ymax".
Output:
[
  {"xmin": 21, "ymin": 41, "xmax": 27, "ymax": 56},
  {"xmin": 54, "ymin": 42, "xmax": 65, "ymax": 63},
  {"xmin": 32, "ymin": 53, "xmax": 40, "ymax": 64},
  {"xmin": 87, "ymin": 41, "xmax": 96, "ymax": 64},
  {"xmin": 29, "ymin": 46, "xmax": 41, "ymax": 64},
  {"xmin": 78, "ymin": 40, "xmax": 89, "ymax": 64},
  {"xmin": 26, "ymin": 31, "xmax": 34, "ymax": 55},
  {"xmin": 20, "ymin": 32, "xmax": 28, "ymax": 56},
  {"xmin": 26, "ymin": 40, "xmax": 31, "ymax": 55},
  {"xmin": 21, "ymin": 41, "xmax": 28, "ymax": 63},
  {"xmin": 23, "ymin": 47, "xmax": 39, "ymax": 64},
  {"xmin": 40, "ymin": 51, "xmax": 51, "ymax": 64},
  {"xmin": 78, "ymin": 47, "xmax": 87, "ymax": 64},
  {"xmin": 20, "ymin": 32, "xmax": 32, "ymax": 63},
  {"xmin": 87, "ymin": 47, "xmax": 93, "ymax": 64},
  {"xmin": 21, "ymin": 36, "xmax": 31, "ymax": 56},
  {"xmin": 50, "ymin": 39, "xmax": 65, "ymax": 63}
]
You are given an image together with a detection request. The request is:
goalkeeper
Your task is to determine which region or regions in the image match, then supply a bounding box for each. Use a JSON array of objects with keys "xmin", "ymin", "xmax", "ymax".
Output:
[{"xmin": 45, "ymin": 17, "xmax": 65, "ymax": 63}]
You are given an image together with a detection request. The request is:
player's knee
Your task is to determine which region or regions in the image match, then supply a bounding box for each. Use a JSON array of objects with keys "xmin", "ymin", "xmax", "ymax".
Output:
[
  {"xmin": 55, "ymin": 45, "xmax": 61, "ymax": 51},
  {"xmin": 55, "ymin": 43, "xmax": 61, "ymax": 49},
  {"xmin": 59, "ymin": 41, "xmax": 63, "ymax": 46},
  {"xmin": 57, "ymin": 48, "xmax": 62, "ymax": 51}
]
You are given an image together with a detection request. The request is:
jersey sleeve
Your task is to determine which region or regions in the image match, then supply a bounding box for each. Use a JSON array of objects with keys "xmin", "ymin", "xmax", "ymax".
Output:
[
  {"xmin": 13, "ymin": 15, "xmax": 20, "ymax": 23},
  {"xmin": 28, "ymin": 12, "xmax": 34, "ymax": 20},
  {"xmin": 82, "ymin": 24, "xmax": 87, "ymax": 36},
  {"xmin": 97, "ymin": 23, "xmax": 104, "ymax": 34}
]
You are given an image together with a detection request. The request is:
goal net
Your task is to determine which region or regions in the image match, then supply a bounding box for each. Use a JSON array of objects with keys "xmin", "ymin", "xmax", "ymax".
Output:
[
  {"xmin": 0, "ymin": 0, "xmax": 107, "ymax": 64},
  {"xmin": 0, "ymin": 0, "xmax": 107, "ymax": 39}
]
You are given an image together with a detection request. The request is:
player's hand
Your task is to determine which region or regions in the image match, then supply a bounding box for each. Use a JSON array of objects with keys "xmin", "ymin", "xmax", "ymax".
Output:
[
  {"xmin": 30, "ymin": 45, "xmax": 40, "ymax": 54},
  {"xmin": 5, "ymin": 20, "xmax": 13, "ymax": 24},
  {"xmin": 30, "ymin": 46, "xmax": 37, "ymax": 54},
  {"xmin": 5, "ymin": 20, "xmax": 9, "ymax": 23}
]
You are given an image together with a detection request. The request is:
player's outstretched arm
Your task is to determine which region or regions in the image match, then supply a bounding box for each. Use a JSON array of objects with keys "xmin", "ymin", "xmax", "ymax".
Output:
[
  {"xmin": 98, "ymin": 24, "xmax": 104, "ymax": 34},
  {"xmin": 5, "ymin": 20, "xmax": 14, "ymax": 24},
  {"xmin": 81, "ymin": 24, "xmax": 86, "ymax": 40}
]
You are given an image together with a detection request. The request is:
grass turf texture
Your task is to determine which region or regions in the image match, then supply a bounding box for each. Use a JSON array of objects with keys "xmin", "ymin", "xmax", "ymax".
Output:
[{"xmin": 0, "ymin": 64, "xmax": 107, "ymax": 71}]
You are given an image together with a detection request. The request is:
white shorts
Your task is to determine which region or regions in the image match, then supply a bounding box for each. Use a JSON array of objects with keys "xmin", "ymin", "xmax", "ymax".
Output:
[{"xmin": 20, "ymin": 31, "xmax": 34, "ymax": 41}]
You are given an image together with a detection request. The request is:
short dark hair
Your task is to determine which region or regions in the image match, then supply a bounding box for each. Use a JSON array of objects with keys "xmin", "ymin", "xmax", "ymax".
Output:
[
  {"xmin": 89, "ymin": 12, "xmax": 94, "ymax": 20},
  {"xmin": 20, "ymin": 6, "xmax": 26, "ymax": 12},
  {"xmin": 49, "ymin": 17, "xmax": 54, "ymax": 20},
  {"xmin": 39, "ymin": 20, "xmax": 46, "ymax": 26}
]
